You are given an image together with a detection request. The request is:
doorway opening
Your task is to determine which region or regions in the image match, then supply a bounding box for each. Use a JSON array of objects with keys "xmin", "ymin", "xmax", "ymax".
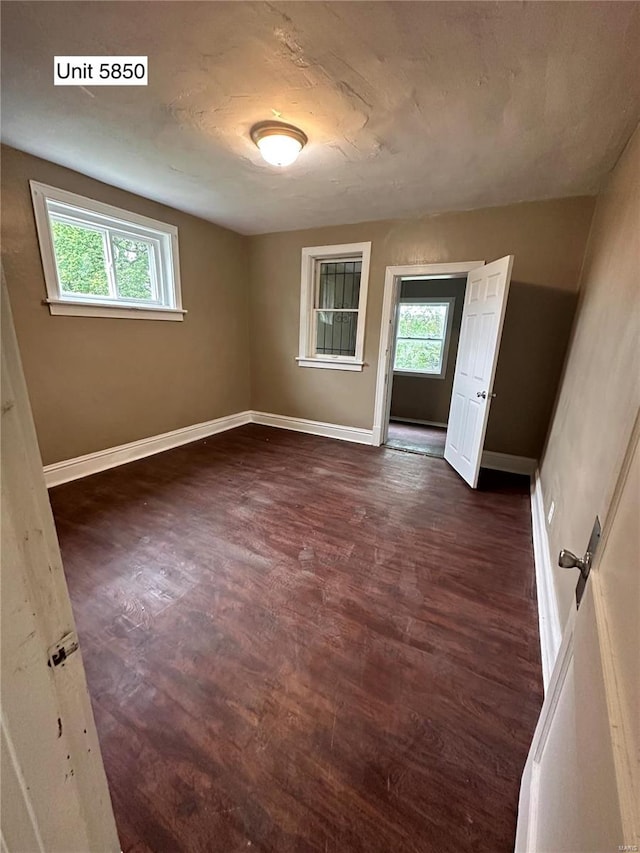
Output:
[
  {"xmin": 372, "ymin": 260, "xmax": 483, "ymax": 453},
  {"xmin": 385, "ymin": 275, "xmax": 466, "ymax": 458}
]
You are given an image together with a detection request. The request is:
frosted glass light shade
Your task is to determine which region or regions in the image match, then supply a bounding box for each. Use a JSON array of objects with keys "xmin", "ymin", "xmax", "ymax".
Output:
[
  {"xmin": 250, "ymin": 121, "xmax": 307, "ymax": 167},
  {"xmin": 256, "ymin": 134, "xmax": 302, "ymax": 166}
]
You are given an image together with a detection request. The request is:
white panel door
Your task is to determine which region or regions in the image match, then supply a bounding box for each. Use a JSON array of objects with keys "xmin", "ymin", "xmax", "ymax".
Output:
[
  {"xmin": 1, "ymin": 279, "xmax": 120, "ymax": 852},
  {"xmin": 516, "ymin": 423, "xmax": 639, "ymax": 851},
  {"xmin": 444, "ymin": 255, "xmax": 513, "ymax": 487}
]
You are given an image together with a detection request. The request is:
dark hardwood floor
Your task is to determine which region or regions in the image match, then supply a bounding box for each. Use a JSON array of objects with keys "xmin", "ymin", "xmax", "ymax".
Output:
[{"xmin": 50, "ymin": 424, "xmax": 542, "ymax": 853}]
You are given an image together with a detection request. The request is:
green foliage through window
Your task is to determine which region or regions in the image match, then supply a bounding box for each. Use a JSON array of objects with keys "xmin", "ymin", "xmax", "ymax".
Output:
[
  {"xmin": 394, "ymin": 303, "xmax": 449, "ymax": 374},
  {"xmin": 51, "ymin": 220, "xmax": 109, "ymax": 296},
  {"xmin": 50, "ymin": 217, "xmax": 155, "ymax": 301},
  {"xmin": 111, "ymin": 236, "xmax": 153, "ymax": 300}
]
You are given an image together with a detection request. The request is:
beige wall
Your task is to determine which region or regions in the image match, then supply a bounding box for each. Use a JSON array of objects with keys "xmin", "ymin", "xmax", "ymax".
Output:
[
  {"xmin": 390, "ymin": 277, "xmax": 466, "ymax": 425},
  {"xmin": 1, "ymin": 146, "xmax": 251, "ymax": 466},
  {"xmin": 248, "ymin": 197, "xmax": 595, "ymax": 458},
  {"xmin": 540, "ymin": 125, "xmax": 640, "ymax": 620},
  {"xmin": 2, "ymin": 144, "xmax": 609, "ymax": 479}
]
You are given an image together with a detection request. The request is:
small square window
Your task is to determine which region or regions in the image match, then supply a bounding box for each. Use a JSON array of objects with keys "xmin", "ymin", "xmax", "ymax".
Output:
[
  {"xmin": 30, "ymin": 181, "xmax": 184, "ymax": 321},
  {"xmin": 297, "ymin": 242, "xmax": 371, "ymax": 371},
  {"xmin": 393, "ymin": 298, "xmax": 455, "ymax": 379}
]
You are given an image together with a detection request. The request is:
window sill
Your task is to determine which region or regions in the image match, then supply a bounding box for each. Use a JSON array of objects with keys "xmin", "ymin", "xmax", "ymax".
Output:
[
  {"xmin": 393, "ymin": 370, "xmax": 445, "ymax": 380},
  {"xmin": 45, "ymin": 299, "xmax": 187, "ymax": 321},
  {"xmin": 296, "ymin": 357, "xmax": 365, "ymax": 372}
]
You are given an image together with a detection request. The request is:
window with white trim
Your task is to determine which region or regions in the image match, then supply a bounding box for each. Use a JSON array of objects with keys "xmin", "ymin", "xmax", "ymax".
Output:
[
  {"xmin": 393, "ymin": 297, "xmax": 455, "ymax": 379},
  {"xmin": 297, "ymin": 242, "xmax": 371, "ymax": 371},
  {"xmin": 30, "ymin": 181, "xmax": 184, "ymax": 321}
]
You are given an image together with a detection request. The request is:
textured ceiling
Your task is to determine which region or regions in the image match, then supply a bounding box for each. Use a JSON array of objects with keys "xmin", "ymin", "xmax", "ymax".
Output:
[{"xmin": 2, "ymin": 1, "xmax": 639, "ymax": 234}]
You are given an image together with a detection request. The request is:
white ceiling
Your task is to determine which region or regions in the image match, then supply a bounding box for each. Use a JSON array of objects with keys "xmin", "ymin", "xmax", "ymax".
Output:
[{"xmin": 2, "ymin": 2, "xmax": 639, "ymax": 235}]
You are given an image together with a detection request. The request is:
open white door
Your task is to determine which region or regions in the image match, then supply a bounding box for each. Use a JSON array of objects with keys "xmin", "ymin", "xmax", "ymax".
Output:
[
  {"xmin": 444, "ymin": 255, "xmax": 513, "ymax": 487},
  {"xmin": 516, "ymin": 420, "xmax": 639, "ymax": 851},
  {"xmin": 1, "ymin": 279, "xmax": 120, "ymax": 852}
]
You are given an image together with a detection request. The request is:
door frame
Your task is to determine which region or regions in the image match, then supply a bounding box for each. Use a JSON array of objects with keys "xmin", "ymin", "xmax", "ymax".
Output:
[{"xmin": 372, "ymin": 261, "xmax": 483, "ymax": 446}]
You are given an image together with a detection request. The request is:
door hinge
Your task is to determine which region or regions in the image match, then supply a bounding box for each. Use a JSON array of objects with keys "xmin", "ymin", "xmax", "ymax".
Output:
[{"xmin": 47, "ymin": 631, "xmax": 79, "ymax": 668}]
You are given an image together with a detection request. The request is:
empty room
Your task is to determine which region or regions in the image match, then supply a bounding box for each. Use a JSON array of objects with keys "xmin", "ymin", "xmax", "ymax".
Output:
[{"xmin": 1, "ymin": 2, "xmax": 638, "ymax": 852}]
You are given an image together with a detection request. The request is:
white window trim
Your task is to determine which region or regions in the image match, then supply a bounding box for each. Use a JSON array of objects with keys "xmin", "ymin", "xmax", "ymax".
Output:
[
  {"xmin": 297, "ymin": 241, "xmax": 371, "ymax": 371},
  {"xmin": 393, "ymin": 295, "xmax": 456, "ymax": 380},
  {"xmin": 30, "ymin": 181, "xmax": 185, "ymax": 321}
]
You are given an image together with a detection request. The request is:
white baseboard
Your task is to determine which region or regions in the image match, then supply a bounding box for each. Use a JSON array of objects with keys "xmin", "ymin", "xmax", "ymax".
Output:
[
  {"xmin": 44, "ymin": 408, "xmax": 535, "ymax": 495},
  {"xmin": 251, "ymin": 418, "xmax": 532, "ymax": 469},
  {"xmin": 389, "ymin": 417, "xmax": 448, "ymax": 428},
  {"xmin": 481, "ymin": 450, "xmax": 537, "ymax": 476},
  {"xmin": 250, "ymin": 411, "xmax": 375, "ymax": 445},
  {"xmin": 530, "ymin": 468, "xmax": 562, "ymax": 691},
  {"xmin": 43, "ymin": 411, "xmax": 252, "ymax": 488},
  {"xmin": 44, "ymin": 410, "xmax": 374, "ymax": 487}
]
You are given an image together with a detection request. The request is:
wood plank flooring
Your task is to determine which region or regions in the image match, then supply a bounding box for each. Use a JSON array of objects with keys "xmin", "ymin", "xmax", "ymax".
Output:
[{"xmin": 50, "ymin": 424, "xmax": 542, "ymax": 853}]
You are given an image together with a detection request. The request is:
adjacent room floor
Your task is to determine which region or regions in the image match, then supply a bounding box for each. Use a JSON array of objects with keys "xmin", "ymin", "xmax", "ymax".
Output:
[
  {"xmin": 385, "ymin": 421, "xmax": 447, "ymax": 458},
  {"xmin": 50, "ymin": 424, "xmax": 542, "ymax": 853}
]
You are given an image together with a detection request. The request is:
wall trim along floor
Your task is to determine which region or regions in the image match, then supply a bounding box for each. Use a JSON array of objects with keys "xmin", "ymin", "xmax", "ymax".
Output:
[
  {"xmin": 530, "ymin": 469, "xmax": 563, "ymax": 690},
  {"xmin": 250, "ymin": 411, "xmax": 375, "ymax": 445},
  {"xmin": 388, "ymin": 417, "xmax": 449, "ymax": 429},
  {"xmin": 43, "ymin": 411, "xmax": 537, "ymax": 485},
  {"xmin": 43, "ymin": 411, "xmax": 253, "ymax": 487},
  {"xmin": 42, "ymin": 411, "xmax": 372, "ymax": 487},
  {"xmin": 482, "ymin": 451, "xmax": 537, "ymax": 476}
]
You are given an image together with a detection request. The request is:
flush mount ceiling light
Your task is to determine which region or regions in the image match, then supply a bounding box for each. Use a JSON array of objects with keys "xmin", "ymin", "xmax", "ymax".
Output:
[{"xmin": 250, "ymin": 121, "xmax": 308, "ymax": 167}]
